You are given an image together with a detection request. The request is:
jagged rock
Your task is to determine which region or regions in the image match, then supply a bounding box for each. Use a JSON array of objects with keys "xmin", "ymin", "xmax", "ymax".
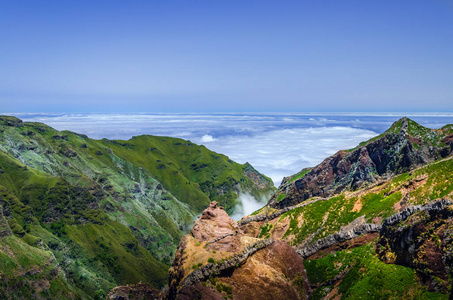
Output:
[
  {"xmin": 191, "ymin": 201, "xmax": 243, "ymax": 252},
  {"xmin": 20, "ymin": 131, "xmax": 35, "ymax": 136},
  {"xmin": 297, "ymin": 223, "xmax": 381, "ymax": 259},
  {"xmin": 175, "ymin": 240, "xmax": 307, "ymax": 300},
  {"xmin": 377, "ymin": 198, "xmax": 453, "ymax": 293},
  {"xmin": 178, "ymin": 239, "xmax": 275, "ymax": 290},
  {"xmin": 133, "ymin": 183, "xmax": 141, "ymax": 193},
  {"xmin": 381, "ymin": 198, "xmax": 452, "ymax": 231},
  {"xmin": 243, "ymin": 162, "xmax": 273, "ymax": 189}
]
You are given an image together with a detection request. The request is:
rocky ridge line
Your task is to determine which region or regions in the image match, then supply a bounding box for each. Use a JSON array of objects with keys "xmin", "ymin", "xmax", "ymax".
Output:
[
  {"xmin": 296, "ymin": 223, "xmax": 381, "ymax": 259},
  {"xmin": 381, "ymin": 198, "xmax": 453, "ymax": 231},
  {"xmin": 296, "ymin": 199, "xmax": 452, "ymax": 260}
]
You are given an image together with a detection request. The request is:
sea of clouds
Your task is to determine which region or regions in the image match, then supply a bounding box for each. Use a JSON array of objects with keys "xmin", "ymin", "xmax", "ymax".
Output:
[{"xmin": 13, "ymin": 112, "xmax": 453, "ymax": 218}]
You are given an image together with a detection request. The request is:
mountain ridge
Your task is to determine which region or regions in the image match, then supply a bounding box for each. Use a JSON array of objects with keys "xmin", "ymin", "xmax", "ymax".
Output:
[
  {"xmin": 271, "ymin": 117, "xmax": 453, "ymax": 209},
  {"xmin": 0, "ymin": 115, "xmax": 274, "ymax": 299}
]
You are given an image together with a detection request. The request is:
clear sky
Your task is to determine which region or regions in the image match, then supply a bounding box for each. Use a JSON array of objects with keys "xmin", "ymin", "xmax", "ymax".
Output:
[{"xmin": 1, "ymin": 0, "xmax": 452, "ymax": 113}]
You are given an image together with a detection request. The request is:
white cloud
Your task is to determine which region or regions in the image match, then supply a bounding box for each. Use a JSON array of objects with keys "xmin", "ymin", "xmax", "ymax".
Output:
[
  {"xmin": 200, "ymin": 134, "xmax": 216, "ymax": 142},
  {"xmin": 230, "ymin": 193, "xmax": 266, "ymax": 221}
]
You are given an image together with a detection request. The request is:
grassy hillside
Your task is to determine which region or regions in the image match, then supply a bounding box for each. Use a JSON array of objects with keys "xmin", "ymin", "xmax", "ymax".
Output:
[{"xmin": 0, "ymin": 115, "xmax": 274, "ymax": 298}]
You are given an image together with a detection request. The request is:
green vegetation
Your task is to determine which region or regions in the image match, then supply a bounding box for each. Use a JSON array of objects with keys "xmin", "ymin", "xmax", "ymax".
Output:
[
  {"xmin": 305, "ymin": 243, "xmax": 447, "ymax": 299},
  {"xmin": 279, "ymin": 156, "xmax": 453, "ymax": 246},
  {"xmin": 0, "ymin": 115, "xmax": 274, "ymax": 298},
  {"xmin": 258, "ymin": 223, "xmax": 273, "ymax": 239},
  {"xmin": 276, "ymin": 193, "xmax": 286, "ymax": 202},
  {"xmin": 289, "ymin": 168, "xmax": 312, "ymax": 182}
]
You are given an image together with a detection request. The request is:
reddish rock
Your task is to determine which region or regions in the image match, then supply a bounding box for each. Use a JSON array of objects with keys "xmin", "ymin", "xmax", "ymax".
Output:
[
  {"xmin": 220, "ymin": 241, "xmax": 307, "ymax": 300},
  {"xmin": 191, "ymin": 201, "xmax": 243, "ymax": 252}
]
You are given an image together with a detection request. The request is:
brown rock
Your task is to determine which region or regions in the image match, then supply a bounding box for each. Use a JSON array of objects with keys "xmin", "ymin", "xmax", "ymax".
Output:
[{"xmin": 191, "ymin": 201, "xmax": 243, "ymax": 252}]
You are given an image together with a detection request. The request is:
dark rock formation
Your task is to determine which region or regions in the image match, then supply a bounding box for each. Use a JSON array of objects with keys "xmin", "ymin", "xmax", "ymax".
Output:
[
  {"xmin": 272, "ymin": 118, "xmax": 453, "ymax": 209},
  {"xmin": 381, "ymin": 198, "xmax": 452, "ymax": 232},
  {"xmin": 377, "ymin": 199, "xmax": 453, "ymax": 293},
  {"xmin": 0, "ymin": 116, "xmax": 23, "ymax": 127},
  {"xmin": 52, "ymin": 135, "xmax": 68, "ymax": 141}
]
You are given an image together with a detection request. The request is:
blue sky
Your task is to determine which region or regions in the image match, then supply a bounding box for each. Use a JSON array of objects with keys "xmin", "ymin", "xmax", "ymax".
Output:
[{"xmin": 1, "ymin": 0, "xmax": 453, "ymax": 113}]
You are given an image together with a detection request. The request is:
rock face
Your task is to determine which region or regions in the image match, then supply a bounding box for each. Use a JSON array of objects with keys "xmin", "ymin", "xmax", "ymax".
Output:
[
  {"xmin": 243, "ymin": 162, "xmax": 275, "ymax": 189},
  {"xmin": 377, "ymin": 199, "xmax": 453, "ymax": 293},
  {"xmin": 272, "ymin": 117, "xmax": 453, "ymax": 209},
  {"xmin": 191, "ymin": 201, "xmax": 243, "ymax": 252},
  {"xmin": 167, "ymin": 202, "xmax": 307, "ymax": 300}
]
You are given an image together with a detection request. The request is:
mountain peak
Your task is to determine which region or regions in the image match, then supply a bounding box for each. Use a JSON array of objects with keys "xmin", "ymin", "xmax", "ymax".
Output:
[{"xmin": 271, "ymin": 118, "xmax": 453, "ymax": 209}]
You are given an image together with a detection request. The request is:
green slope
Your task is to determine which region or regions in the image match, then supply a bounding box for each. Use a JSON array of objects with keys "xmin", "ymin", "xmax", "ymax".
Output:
[{"xmin": 0, "ymin": 115, "xmax": 275, "ymax": 298}]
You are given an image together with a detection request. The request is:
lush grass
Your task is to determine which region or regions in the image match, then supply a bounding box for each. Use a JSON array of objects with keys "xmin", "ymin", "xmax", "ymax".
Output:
[
  {"xmin": 305, "ymin": 243, "xmax": 447, "ymax": 299},
  {"xmin": 289, "ymin": 168, "xmax": 312, "ymax": 183}
]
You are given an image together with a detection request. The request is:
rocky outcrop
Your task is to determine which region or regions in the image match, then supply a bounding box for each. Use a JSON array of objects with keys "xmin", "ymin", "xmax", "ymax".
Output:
[
  {"xmin": 271, "ymin": 118, "xmax": 453, "ymax": 209},
  {"xmin": 377, "ymin": 198, "xmax": 453, "ymax": 293},
  {"xmin": 176, "ymin": 241, "xmax": 308, "ymax": 300},
  {"xmin": 191, "ymin": 201, "xmax": 243, "ymax": 252},
  {"xmin": 168, "ymin": 202, "xmax": 308, "ymax": 299},
  {"xmin": 179, "ymin": 239, "xmax": 274, "ymax": 290},
  {"xmin": 381, "ymin": 198, "xmax": 452, "ymax": 231},
  {"xmin": 0, "ymin": 116, "xmax": 24, "ymax": 127},
  {"xmin": 297, "ymin": 223, "xmax": 381, "ymax": 259}
]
